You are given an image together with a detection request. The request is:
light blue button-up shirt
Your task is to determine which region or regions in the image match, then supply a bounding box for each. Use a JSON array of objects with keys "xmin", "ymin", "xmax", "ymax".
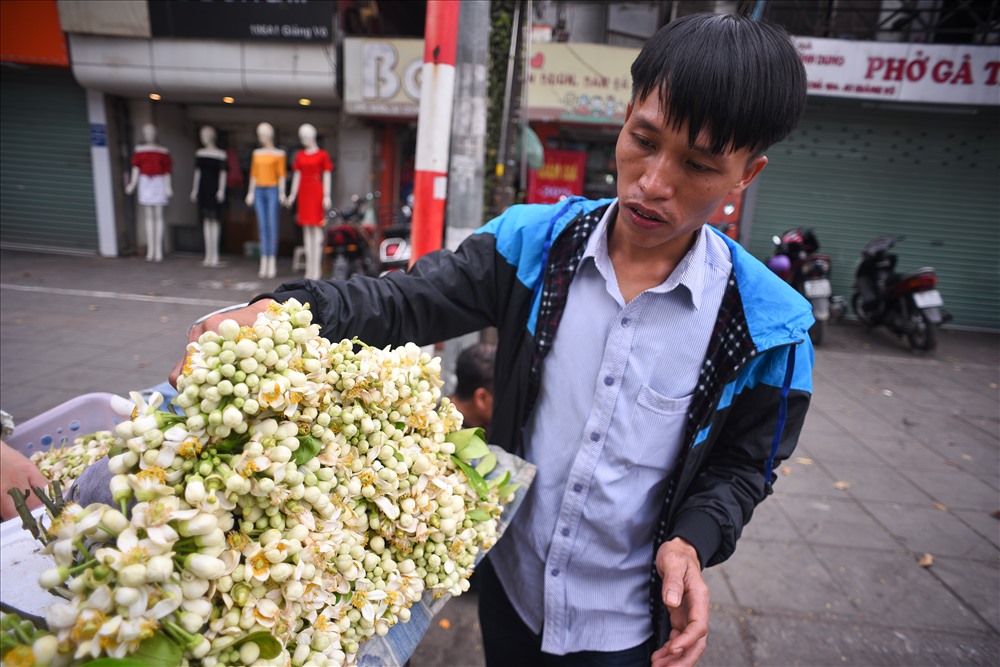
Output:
[{"xmin": 489, "ymin": 201, "xmax": 733, "ymax": 654}]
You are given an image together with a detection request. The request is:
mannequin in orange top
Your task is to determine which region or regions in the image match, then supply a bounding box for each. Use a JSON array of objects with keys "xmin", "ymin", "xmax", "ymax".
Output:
[
  {"xmin": 286, "ymin": 123, "xmax": 333, "ymax": 280},
  {"xmin": 125, "ymin": 123, "xmax": 172, "ymax": 262},
  {"xmin": 245, "ymin": 122, "xmax": 286, "ymax": 279}
]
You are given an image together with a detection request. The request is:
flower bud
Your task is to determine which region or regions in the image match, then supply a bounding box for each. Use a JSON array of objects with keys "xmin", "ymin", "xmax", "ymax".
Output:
[
  {"xmin": 222, "ymin": 406, "xmax": 243, "ymax": 429},
  {"xmin": 186, "ymin": 553, "xmax": 227, "ymax": 579},
  {"xmin": 182, "ymin": 577, "xmax": 211, "ymax": 600},
  {"xmin": 119, "ymin": 563, "xmax": 147, "ymax": 587},
  {"xmin": 181, "ymin": 597, "xmax": 213, "ymax": 619},
  {"xmin": 218, "ymin": 319, "xmax": 241, "ymax": 341},
  {"xmin": 147, "ymin": 555, "xmax": 174, "ymax": 582},
  {"xmin": 100, "ymin": 508, "xmax": 130, "ymax": 534},
  {"xmin": 178, "ymin": 513, "xmax": 218, "ymax": 537},
  {"xmin": 38, "ymin": 567, "xmax": 69, "ymax": 589},
  {"xmin": 185, "ymin": 479, "xmax": 207, "ymax": 505}
]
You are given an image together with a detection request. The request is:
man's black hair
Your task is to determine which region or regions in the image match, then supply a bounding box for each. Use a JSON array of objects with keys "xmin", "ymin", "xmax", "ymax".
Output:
[
  {"xmin": 630, "ymin": 13, "xmax": 807, "ymax": 156},
  {"xmin": 454, "ymin": 342, "xmax": 496, "ymax": 401}
]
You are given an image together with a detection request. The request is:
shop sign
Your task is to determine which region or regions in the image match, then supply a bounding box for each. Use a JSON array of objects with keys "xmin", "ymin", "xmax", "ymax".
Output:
[
  {"xmin": 148, "ymin": 1, "xmax": 334, "ymax": 42},
  {"xmin": 527, "ymin": 43, "xmax": 636, "ymax": 125},
  {"xmin": 343, "ymin": 37, "xmax": 423, "ymax": 117},
  {"xmin": 1, "ymin": 0, "xmax": 69, "ymax": 66},
  {"xmin": 527, "ymin": 149, "xmax": 587, "ymax": 204},
  {"xmin": 795, "ymin": 37, "xmax": 1000, "ymax": 106}
]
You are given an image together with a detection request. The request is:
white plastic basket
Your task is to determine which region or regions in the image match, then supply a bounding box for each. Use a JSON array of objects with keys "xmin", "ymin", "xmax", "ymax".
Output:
[{"xmin": 6, "ymin": 392, "xmax": 134, "ymax": 457}]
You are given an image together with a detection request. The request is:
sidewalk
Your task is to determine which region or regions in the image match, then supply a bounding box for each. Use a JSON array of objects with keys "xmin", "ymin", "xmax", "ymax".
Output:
[{"xmin": 2, "ymin": 248, "xmax": 997, "ymax": 666}]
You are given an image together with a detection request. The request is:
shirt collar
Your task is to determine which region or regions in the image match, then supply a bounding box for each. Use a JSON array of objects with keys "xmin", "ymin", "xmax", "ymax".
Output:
[{"xmin": 582, "ymin": 199, "xmax": 708, "ymax": 310}]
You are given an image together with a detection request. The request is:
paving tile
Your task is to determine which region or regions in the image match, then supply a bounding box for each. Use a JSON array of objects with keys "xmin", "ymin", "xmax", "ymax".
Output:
[
  {"xmin": 951, "ymin": 508, "xmax": 1000, "ymax": 549},
  {"xmin": 771, "ymin": 457, "xmax": 840, "ymax": 497},
  {"xmin": 819, "ymin": 460, "xmax": 932, "ymax": 505},
  {"xmin": 724, "ymin": 540, "xmax": 854, "ymax": 617},
  {"xmin": 794, "ymin": 430, "xmax": 887, "ymax": 466},
  {"xmin": 931, "ymin": 556, "xmax": 1000, "ymax": 633},
  {"xmin": 892, "ymin": 465, "xmax": 999, "ymax": 511},
  {"xmin": 698, "ymin": 607, "xmax": 753, "ymax": 667},
  {"xmin": 746, "ymin": 612, "xmax": 999, "ymax": 667},
  {"xmin": 864, "ymin": 502, "xmax": 998, "ymax": 560},
  {"xmin": 779, "ymin": 495, "xmax": 900, "ymax": 551},
  {"xmin": 814, "ymin": 545, "xmax": 990, "ymax": 632},
  {"xmin": 736, "ymin": 495, "xmax": 800, "ymax": 543}
]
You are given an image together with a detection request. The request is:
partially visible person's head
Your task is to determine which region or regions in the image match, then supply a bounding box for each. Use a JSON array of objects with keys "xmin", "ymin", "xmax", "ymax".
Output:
[
  {"xmin": 452, "ymin": 342, "xmax": 496, "ymax": 431},
  {"xmin": 630, "ymin": 13, "xmax": 806, "ymax": 157}
]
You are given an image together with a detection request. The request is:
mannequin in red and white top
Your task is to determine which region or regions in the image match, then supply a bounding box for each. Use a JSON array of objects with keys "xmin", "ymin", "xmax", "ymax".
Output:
[
  {"xmin": 125, "ymin": 123, "xmax": 173, "ymax": 262},
  {"xmin": 286, "ymin": 123, "xmax": 333, "ymax": 280}
]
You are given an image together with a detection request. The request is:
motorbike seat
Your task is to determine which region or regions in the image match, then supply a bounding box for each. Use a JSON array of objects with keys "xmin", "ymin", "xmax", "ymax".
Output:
[{"xmin": 898, "ymin": 267, "xmax": 936, "ymax": 281}]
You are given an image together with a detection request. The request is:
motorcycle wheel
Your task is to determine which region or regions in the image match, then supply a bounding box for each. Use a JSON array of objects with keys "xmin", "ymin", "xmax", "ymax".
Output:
[
  {"xmin": 907, "ymin": 310, "xmax": 937, "ymax": 352},
  {"xmin": 809, "ymin": 320, "xmax": 826, "ymax": 346},
  {"xmin": 851, "ymin": 293, "xmax": 875, "ymax": 327}
]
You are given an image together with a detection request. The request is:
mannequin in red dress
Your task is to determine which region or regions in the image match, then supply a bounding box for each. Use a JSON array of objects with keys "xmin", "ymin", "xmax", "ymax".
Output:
[{"xmin": 286, "ymin": 123, "xmax": 332, "ymax": 280}]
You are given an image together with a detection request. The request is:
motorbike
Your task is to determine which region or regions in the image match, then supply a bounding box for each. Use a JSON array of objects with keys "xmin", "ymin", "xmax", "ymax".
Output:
[
  {"xmin": 851, "ymin": 234, "xmax": 950, "ymax": 352},
  {"xmin": 324, "ymin": 192, "xmax": 379, "ymax": 280},
  {"xmin": 378, "ymin": 194, "xmax": 413, "ymax": 276},
  {"xmin": 766, "ymin": 227, "xmax": 833, "ymax": 345}
]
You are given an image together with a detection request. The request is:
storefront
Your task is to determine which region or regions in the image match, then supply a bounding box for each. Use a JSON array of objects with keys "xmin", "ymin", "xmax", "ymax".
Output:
[
  {"xmin": 747, "ymin": 37, "xmax": 1000, "ymax": 329},
  {"xmin": 50, "ymin": 0, "xmax": 344, "ymax": 259},
  {"xmin": 0, "ymin": 0, "xmax": 100, "ymax": 254}
]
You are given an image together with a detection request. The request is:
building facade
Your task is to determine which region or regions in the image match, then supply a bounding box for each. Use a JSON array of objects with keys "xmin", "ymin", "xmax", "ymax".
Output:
[{"xmin": 1, "ymin": 0, "xmax": 997, "ymax": 328}]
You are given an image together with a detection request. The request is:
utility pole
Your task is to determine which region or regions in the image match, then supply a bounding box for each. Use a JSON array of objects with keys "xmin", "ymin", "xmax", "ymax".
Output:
[{"xmin": 410, "ymin": 0, "xmax": 461, "ymax": 265}]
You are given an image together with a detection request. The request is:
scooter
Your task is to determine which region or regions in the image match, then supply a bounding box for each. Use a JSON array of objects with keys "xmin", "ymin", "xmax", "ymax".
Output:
[
  {"xmin": 378, "ymin": 194, "xmax": 413, "ymax": 276},
  {"xmin": 766, "ymin": 227, "xmax": 833, "ymax": 345},
  {"xmin": 851, "ymin": 235, "xmax": 950, "ymax": 351},
  {"xmin": 324, "ymin": 192, "xmax": 379, "ymax": 280}
]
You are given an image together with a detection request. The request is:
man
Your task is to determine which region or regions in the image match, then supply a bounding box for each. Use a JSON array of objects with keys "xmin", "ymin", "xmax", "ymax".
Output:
[
  {"xmin": 449, "ymin": 341, "xmax": 497, "ymax": 434},
  {"xmin": 173, "ymin": 13, "xmax": 812, "ymax": 666}
]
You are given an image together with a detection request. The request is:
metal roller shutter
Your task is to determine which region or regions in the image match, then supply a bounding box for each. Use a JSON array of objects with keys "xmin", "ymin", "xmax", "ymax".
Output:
[
  {"xmin": 0, "ymin": 66, "xmax": 97, "ymax": 253},
  {"xmin": 748, "ymin": 97, "xmax": 1000, "ymax": 330}
]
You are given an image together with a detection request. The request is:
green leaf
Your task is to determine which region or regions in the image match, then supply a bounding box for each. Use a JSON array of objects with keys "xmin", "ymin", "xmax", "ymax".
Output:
[
  {"xmin": 232, "ymin": 631, "xmax": 282, "ymax": 660},
  {"xmin": 214, "ymin": 431, "xmax": 250, "ymax": 455},
  {"xmin": 293, "ymin": 435, "xmax": 323, "ymax": 466},
  {"xmin": 466, "ymin": 508, "xmax": 491, "ymax": 522},
  {"xmin": 496, "ymin": 481, "xmax": 522, "ymax": 500},
  {"xmin": 487, "ymin": 471, "xmax": 510, "ymax": 490},
  {"xmin": 81, "ymin": 659, "xmax": 154, "ymax": 667},
  {"xmin": 129, "ymin": 631, "xmax": 182, "ymax": 667},
  {"xmin": 474, "ymin": 452, "xmax": 497, "ymax": 476},
  {"xmin": 446, "ymin": 428, "xmax": 488, "ymax": 460},
  {"xmin": 451, "ymin": 455, "xmax": 489, "ymax": 501}
]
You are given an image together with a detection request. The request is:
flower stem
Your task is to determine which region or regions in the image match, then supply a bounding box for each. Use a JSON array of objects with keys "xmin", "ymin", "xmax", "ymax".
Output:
[{"xmin": 67, "ymin": 559, "xmax": 98, "ymax": 575}]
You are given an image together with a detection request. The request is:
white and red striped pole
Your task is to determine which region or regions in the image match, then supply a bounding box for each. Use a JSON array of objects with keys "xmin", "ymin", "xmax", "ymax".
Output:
[{"xmin": 410, "ymin": 0, "xmax": 461, "ymax": 265}]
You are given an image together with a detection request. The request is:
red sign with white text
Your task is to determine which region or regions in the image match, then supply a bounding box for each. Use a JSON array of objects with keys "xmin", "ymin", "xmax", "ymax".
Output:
[{"xmin": 527, "ymin": 150, "xmax": 587, "ymax": 204}]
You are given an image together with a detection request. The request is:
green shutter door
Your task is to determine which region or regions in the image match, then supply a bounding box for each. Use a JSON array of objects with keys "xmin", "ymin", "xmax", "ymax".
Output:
[
  {"xmin": 1, "ymin": 67, "xmax": 97, "ymax": 252},
  {"xmin": 748, "ymin": 97, "xmax": 1000, "ymax": 330}
]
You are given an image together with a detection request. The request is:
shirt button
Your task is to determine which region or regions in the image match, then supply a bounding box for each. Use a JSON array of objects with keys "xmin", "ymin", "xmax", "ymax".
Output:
[
  {"xmin": 573, "ymin": 483, "xmax": 583, "ymax": 493},
  {"xmin": 551, "ymin": 569, "xmax": 560, "ymax": 577},
  {"xmin": 621, "ymin": 317, "xmax": 630, "ymax": 326},
  {"xmin": 561, "ymin": 527, "xmax": 570, "ymax": 537},
  {"xmin": 604, "ymin": 376, "xmax": 614, "ymax": 386},
  {"xmin": 590, "ymin": 431, "xmax": 600, "ymax": 442}
]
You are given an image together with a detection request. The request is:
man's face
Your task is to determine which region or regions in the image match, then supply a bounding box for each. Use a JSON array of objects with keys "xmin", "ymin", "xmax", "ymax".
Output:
[{"xmin": 614, "ymin": 94, "xmax": 767, "ymax": 253}]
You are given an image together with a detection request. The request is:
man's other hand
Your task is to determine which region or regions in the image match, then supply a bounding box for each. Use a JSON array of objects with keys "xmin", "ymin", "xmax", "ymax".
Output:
[
  {"xmin": 651, "ymin": 537, "xmax": 710, "ymax": 666},
  {"xmin": 0, "ymin": 440, "xmax": 47, "ymax": 520}
]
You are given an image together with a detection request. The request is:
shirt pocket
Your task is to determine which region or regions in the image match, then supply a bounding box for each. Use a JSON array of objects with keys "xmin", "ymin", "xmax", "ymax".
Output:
[{"xmin": 612, "ymin": 384, "xmax": 692, "ymax": 472}]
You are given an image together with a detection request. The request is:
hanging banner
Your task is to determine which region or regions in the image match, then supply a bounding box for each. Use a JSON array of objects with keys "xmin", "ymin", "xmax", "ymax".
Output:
[
  {"xmin": 526, "ymin": 43, "xmax": 635, "ymax": 125},
  {"xmin": 795, "ymin": 37, "xmax": 1000, "ymax": 106},
  {"xmin": 527, "ymin": 149, "xmax": 587, "ymax": 204}
]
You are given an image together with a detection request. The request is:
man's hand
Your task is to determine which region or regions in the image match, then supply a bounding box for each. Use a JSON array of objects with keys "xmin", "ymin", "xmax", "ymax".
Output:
[
  {"xmin": 651, "ymin": 537, "xmax": 710, "ymax": 667},
  {"xmin": 168, "ymin": 299, "xmax": 275, "ymax": 387},
  {"xmin": 0, "ymin": 440, "xmax": 47, "ymax": 521}
]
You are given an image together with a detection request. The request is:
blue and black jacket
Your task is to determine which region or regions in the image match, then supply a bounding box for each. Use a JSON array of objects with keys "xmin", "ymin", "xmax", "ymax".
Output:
[{"xmin": 269, "ymin": 197, "xmax": 814, "ymax": 644}]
